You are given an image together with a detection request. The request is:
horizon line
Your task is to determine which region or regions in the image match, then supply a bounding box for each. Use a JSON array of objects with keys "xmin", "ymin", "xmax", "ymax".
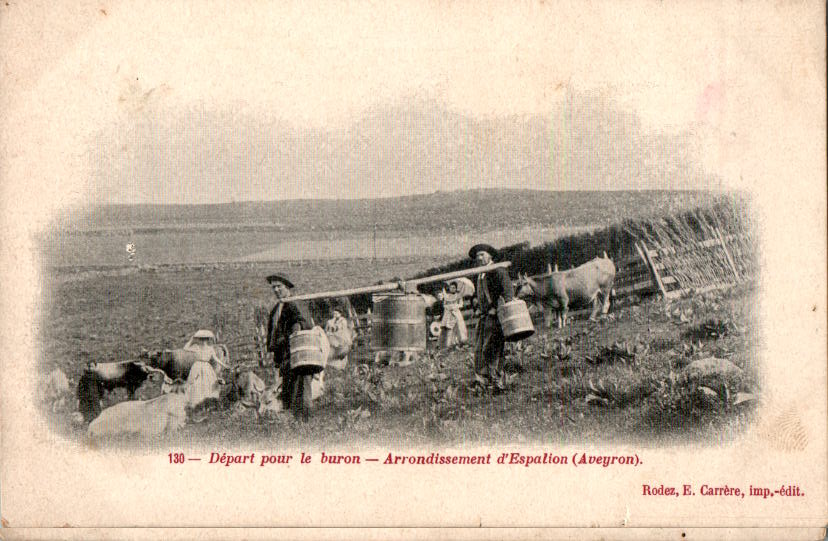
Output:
[{"xmin": 99, "ymin": 186, "xmax": 723, "ymax": 207}]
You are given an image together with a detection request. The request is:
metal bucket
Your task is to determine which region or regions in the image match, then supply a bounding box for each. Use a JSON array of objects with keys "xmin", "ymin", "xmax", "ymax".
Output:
[
  {"xmin": 289, "ymin": 330, "xmax": 325, "ymax": 374},
  {"xmin": 497, "ymin": 299, "xmax": 535, "ymax": 342},
  {"xmin": 371, "ymin": 294, "xmax": 427, "ymax": 352}
]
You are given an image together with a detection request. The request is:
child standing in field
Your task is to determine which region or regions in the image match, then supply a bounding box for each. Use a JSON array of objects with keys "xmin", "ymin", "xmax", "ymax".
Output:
[
  {"xmin": 325, "ymin": 309, "xmax": 353, "ymax": 370},
  {"xmin": 438, "ymin": 281, "xmax": 468, "ymax": 350}
]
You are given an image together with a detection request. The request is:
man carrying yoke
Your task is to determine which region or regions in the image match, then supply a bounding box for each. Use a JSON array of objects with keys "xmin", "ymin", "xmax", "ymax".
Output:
[
  {"xmin": 266, "ymin": 273, "xmax": 315, "ymax": 420},
  {"xmin": 469, "ymin": 244, "xmax": 515, "ymax": 393}
]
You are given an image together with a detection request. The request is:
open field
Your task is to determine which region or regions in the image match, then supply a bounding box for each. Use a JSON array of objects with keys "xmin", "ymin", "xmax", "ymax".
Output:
[
  {"xmin": 40, "ymin": 189, "xmax": 725, "ymax": 268},
  {"xmin": 39, "ymin": 226, "xmax": 595, "ymax": 268},
  {"xmin": 42, "ymin": 258, "xmax": 759, "ymax": 448}
]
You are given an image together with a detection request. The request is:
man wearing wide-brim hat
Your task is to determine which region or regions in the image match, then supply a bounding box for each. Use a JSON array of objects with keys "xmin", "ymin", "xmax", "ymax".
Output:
[
  {"xmin": 266, "ymin": 273, "xmax": 315, "ymax": 417},
  {"xmin": 469, "ymin": 244, "xmax": 515, "ymax": 392}
]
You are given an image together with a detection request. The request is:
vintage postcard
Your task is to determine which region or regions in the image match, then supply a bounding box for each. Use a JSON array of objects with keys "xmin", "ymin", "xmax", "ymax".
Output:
[{"xmin": 1, "ymin": 1, "xmax": 826, "ymax": 539}]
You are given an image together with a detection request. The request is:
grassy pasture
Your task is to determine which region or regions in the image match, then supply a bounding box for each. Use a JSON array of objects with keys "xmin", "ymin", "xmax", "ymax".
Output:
[{"xmin": 43, "ymin": 259, "xmax": 759, "ymax": 449}]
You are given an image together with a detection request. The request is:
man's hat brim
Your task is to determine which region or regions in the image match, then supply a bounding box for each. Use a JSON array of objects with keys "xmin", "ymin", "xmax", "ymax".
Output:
[
  {"xmin": 266, "ymin": 274, "xmax": 295, "ymax": 288},
  {"xmin": 469, "ymin": 243, "xmax": 498, "ymax": 260}
]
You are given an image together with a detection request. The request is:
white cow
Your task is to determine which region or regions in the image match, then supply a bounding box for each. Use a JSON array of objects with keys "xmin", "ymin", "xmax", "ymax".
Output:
[
  {"xmin": 517, "ymin": 253, "xmax": 616, "ymax": 328},
  {"xmin": 87, "ymin": 391, "xmax": 187, "ymax": 440}
]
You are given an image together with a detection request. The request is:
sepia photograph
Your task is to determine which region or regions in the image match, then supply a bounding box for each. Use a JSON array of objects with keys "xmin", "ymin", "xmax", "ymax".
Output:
[
  {"xmin": 41, "ymin": 113, "xmax": 759, "ymax": 450},
  {"xmin": 1, "ymin": 1, "xmax": 825, "ymax": 538}
]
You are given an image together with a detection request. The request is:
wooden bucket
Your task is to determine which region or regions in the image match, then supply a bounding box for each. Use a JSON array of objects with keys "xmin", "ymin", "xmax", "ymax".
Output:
[
  {"xmin": 371, "ymin": 294, "xmax": 427, "ymax": 352},
  {"xmin": 289, "ymin": 330, "xmax": 325, "ymax": 374},
  {"xmin": 497, "ymin": 299, "xmax": 535, "ymax": 342}
]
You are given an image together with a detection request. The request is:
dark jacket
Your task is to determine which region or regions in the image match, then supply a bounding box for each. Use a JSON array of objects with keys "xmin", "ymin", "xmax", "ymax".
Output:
[
  {"xmin": 477, "ymin": 266, "xmax": 514, "ymax": 314},
  {"xmin": 267, "ymin": 300, "xmax": 314, "ymax": 366}
]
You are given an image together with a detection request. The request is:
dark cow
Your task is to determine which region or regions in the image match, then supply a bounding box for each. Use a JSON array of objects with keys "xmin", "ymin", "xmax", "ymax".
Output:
[
  {"xmin": 76, "ymin": 361, "xmax": 171, "ymax": 422},
  {"xmin": 140, "ymin": 345, "xmax": 230, "ymax": 381},
  {"xmin": 141, "ymin": 349, "xmax": 200, "ymax": 381}
]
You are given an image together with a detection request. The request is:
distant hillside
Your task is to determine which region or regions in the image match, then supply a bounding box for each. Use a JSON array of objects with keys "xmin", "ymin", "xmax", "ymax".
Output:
[{"xmin": 59, "ymin": 189, "xmax": 722, "ymax": 235}]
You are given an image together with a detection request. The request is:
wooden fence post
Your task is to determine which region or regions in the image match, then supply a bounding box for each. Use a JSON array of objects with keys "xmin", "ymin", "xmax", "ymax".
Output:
[
  {"xmin": 635, "ymin": 240, "xmax": 669, "ymax": 300},
  {"xmin": 714, "ymin": 227, "xmax": 741, "ymax": 282}
]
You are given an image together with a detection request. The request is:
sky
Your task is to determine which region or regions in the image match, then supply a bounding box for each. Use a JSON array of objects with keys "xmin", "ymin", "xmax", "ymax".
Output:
[
  {"xmin": 1, "ymin": 1, "xmax": 824, "ymax": 212},
  {"xmin": 90, "ymin": 93, "xmax": 719, "ymax": 204}
]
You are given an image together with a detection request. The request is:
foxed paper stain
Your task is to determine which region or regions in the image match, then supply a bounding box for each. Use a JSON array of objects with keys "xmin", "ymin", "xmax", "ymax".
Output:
[
  {"xmin": 757, "ymin": 405, "xmax": 809, "ymax": 452},
  {"xmin": 696, "ymin": 82, "xmax": 726, "ymax": 123}
]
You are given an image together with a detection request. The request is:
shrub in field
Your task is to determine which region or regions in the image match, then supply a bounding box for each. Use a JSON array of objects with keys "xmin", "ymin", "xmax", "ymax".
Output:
[
  {"xmin": 585, "ymin": 369, "xmax": 657, "ymax": 409},
  {"xmin": 642, "ymin": 357, "xmax": 749, "ymax": 431},
  {"xmin": 683, "ymin": 318, "xmax": 733, "ymax": 341}
]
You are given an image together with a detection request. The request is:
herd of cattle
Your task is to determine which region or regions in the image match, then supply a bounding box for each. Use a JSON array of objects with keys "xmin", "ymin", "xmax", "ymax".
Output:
[
  {"xmin": 48, "ymin": 253, "xmax": 617, "ymax": 440},
  {"xmin": 71, "ymin": 329, "xmax": 344, "ymax": 439}
]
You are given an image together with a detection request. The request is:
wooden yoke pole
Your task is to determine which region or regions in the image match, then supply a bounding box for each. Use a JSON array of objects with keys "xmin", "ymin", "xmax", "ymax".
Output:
[
  {"xmin": 285, "ymin": 282, "xmax": 403, "ymax": 303},
  {"xmin": 284, "ymin": 262, "xmax": 512, "ymax": 302},
  {"xmin": 406, "ymin": 262, "xmax": 511, "ymax": 288}
]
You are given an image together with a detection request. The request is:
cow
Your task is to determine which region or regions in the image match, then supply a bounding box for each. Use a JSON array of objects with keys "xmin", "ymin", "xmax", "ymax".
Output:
[
  {"xmin": 87, "ymin": 388, "xmax": 188, "ymax": 440},
  {"xmin": 140, "ymin": 348, "xmax": 195, "ymax": 381},
  {"xmin": 140, "ymin": 344, "xmax": 230, "ymax": 381},
  {"xmin": 77, "ymin": 361, "xmax": 173, "ymax": 422},
  {"xmin": 516, "ymin": 253, "xmax": 616, "ymax": 328}
]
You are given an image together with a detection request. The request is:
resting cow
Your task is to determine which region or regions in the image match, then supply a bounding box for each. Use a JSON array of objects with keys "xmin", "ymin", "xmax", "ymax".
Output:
[
  {"xmin": 517, "ymin": 253, "xmax": 616, "ymax": 328},
  {"xmin": 87, "ymin": 390, "xmax": 188, "ymax": 440},
  {"xmin": 77, "ymin": 361, "xmax": 171, "ymax": 422}
]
